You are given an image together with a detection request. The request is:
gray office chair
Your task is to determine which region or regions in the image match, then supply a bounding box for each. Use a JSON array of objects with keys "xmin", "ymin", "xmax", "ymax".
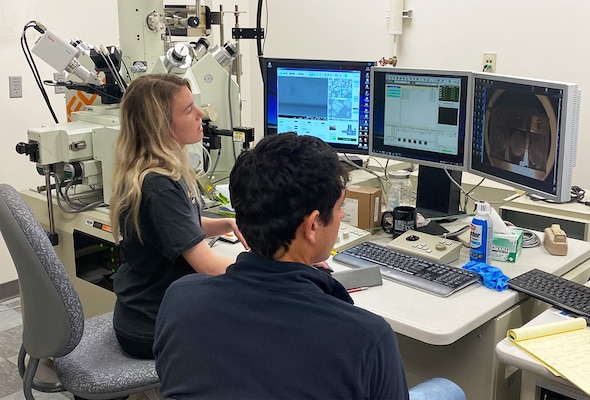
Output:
[{"xmin": 0, "ymin": 183, "xmax": 159, "ymax": 399}]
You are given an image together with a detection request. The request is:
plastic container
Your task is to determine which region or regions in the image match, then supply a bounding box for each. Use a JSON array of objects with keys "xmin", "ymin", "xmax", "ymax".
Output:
[
  {"xmin": 470, "ymin": 201, "xmax": 494, "ymax": 264},
  {"xmin": 386, "ymin": 170, "xmax": 412, "ymax": 211}
]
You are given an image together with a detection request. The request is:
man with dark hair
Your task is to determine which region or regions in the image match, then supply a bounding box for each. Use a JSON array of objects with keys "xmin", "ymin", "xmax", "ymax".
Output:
[{"xmin": 153, "ymin": 133, "xmax": 409, "ymax": 399}]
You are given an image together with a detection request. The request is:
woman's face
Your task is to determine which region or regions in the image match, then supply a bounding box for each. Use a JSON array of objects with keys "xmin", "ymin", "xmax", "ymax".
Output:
[{"xmin": 170, "ymin": 86, "xmax": 205, "ymax": 147}]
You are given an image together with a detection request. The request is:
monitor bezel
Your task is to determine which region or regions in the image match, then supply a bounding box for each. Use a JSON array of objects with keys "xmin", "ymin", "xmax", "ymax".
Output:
[
  {"xmin": 368, "ymin": 66, "xmax": 473, "ymax": 172},
  {"xmin": 262, "ymin": 57, "xmax": 375, "ymax": 155},
  {"xmin": 468, "ymin": 72, "xmax": 580, "ymax": 203}
]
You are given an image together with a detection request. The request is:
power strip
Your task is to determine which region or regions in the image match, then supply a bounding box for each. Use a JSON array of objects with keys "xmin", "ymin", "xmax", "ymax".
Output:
[
  {"xmin": 386, "ymin": 230, "xmax": 462, "ymax": 264},
  {"xmin": 332, "ymin": 222, "xmax": 372, "ymax": 253}
]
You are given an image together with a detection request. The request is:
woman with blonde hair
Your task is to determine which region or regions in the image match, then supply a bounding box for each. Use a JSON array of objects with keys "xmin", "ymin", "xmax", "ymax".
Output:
[{"xmin": 109, "ymin": 73, "xmax": 247, "ymax": 359}]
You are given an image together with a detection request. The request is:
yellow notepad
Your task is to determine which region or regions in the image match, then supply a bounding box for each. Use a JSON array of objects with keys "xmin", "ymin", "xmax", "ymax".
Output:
[{"xmin": 507, "ymin": 317, "xmax": 590, "ymax": 395}]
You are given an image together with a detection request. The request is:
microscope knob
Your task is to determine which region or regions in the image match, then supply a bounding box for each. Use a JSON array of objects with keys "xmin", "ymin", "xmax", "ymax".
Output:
[
  {"xmin": 188, "ymin": 16, "xmax": 200, "ymax": 28},
  {"xmin": 15, "ymin": 142, "xmax": 29, "ymax": 154},
  {"xmin": 171, "ymin": 43, "xmax": 189, "ymax": 62}
]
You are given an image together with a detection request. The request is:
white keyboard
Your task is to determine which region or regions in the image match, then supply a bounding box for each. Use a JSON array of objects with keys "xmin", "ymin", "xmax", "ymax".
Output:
[
  {"xmin": 332, "ymin": 222, "xmax": 372, "ymax": 253},
  {"xmin": 387, "ymin": 230, "xmax": 463, "ymax": 264}
]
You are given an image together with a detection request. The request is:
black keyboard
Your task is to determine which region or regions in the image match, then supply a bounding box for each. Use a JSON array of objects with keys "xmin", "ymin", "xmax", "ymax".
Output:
[
  {"xmin": 333, "ymin": 242, "xmax": 479, "ymax": 297},
  {"xmin": 508, "ymin": 268, "xmax": 590, "ymax": 318}
]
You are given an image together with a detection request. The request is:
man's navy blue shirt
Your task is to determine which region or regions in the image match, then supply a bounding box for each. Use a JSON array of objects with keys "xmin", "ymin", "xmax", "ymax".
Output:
[{"xmin": 154, "ymin": 252, "xmax": 409, "ymax": 399}]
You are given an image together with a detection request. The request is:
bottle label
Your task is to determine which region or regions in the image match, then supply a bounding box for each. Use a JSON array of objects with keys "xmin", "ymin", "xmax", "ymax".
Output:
[
  {"xmin": 470, "ymin": 218, "xmax": 489, "ymax": 262},
  {"xmin": 471, "ymin": 223, "xmax": 484, "ymax": 249}
]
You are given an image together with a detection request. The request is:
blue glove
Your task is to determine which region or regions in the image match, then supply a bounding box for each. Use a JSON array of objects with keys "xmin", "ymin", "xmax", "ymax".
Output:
[{"xmin": 462, "ymin": 261, "xmax": 510, "ymax": 291}]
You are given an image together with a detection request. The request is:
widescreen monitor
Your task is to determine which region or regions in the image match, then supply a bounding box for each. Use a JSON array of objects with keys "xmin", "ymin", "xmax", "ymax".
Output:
[
  {"xmin": 369, "ymin": 67, "xmax": 473, "ymax": 217},
  {"xmin": 263, "ymin": 58, "xmax": 375, "ymax": 155},
  {"xmin": 469, "ymin": 72, "xmax": 581, "ymax": 203}
]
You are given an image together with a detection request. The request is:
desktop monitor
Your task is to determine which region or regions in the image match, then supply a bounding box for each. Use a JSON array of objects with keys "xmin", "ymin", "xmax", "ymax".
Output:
[
  {"xmin": 263, "ymin": 57, "xmax": 375, "ymax": 155},
  {"xmin": 469, "ymin": 72, "xmax": 581, "ymax": 203},
  {"xmin": 369, "ymin": 67, "xmax": 473, "ymax": 217}
]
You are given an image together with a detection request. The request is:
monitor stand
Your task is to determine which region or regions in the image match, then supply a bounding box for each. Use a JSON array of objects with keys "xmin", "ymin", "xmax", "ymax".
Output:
[
  {"xmin": 338, "ymin": 154, "xmax": 363, "ymax": 167},
  {"xmin": 415, "ymin": 165, "xmax": 463, "ymax": 220}
]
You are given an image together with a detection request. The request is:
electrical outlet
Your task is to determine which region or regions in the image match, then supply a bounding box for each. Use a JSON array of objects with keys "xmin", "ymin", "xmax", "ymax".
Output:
[
  {"xmin": 9, "ymin": 75, "xmax": 22, "ymax": 98},
  {"xmin": 53, "ymin": 72, "xmax": 66, "ymax": 94},
  {"xmin": 483, "ymin": 52, "xmax": 497, "ymax": 73}
]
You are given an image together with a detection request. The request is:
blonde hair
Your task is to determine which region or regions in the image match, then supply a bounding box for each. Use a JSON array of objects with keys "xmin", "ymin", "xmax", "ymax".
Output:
[{"xmin": 110, "ymin": 74, "xmax": 199, "ymax": 243}]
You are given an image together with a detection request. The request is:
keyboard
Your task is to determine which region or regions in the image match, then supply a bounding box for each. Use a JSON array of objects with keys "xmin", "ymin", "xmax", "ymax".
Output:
[
  {"xmin": 508, "ymin": 269, "xmax": 590, "ymax": 319},
  {"xmin": 333, "ymin": 241, "xmax": 480, "ymax": 297}
]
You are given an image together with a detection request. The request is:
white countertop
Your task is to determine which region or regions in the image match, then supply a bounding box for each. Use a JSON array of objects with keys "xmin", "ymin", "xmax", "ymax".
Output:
[{"xmin": 213, "ymin": 229, "xmax": 590, "ymax": 345}]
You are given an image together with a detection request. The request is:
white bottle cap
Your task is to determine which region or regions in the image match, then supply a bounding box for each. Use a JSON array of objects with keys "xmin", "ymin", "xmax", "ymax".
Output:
[
  {"xmin": 476, "ymin": 201, "xmax": 492, "ymax": 214},
  {"xmin": 388, "ymin": 170, "xmax": 411, "ymax": 179}
]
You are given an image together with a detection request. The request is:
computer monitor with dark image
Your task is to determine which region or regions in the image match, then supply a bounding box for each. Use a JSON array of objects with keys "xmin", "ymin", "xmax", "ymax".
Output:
[
  {"xmin": 369, "ymin": 67, "xmax": 472, "ymax": 217},
  {"xmin": 469, "ymin": 73, "xmax": 581, "ymax": 203},
  {"xmin": 263, "ymin": 58, "xmax": 375, "ymax": 155}
]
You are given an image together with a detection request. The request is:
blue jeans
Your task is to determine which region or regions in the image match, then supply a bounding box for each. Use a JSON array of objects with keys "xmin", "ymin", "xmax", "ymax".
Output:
[{"xmin": 409, "ymin": 377, "xmax": 466, "ymax": 400}]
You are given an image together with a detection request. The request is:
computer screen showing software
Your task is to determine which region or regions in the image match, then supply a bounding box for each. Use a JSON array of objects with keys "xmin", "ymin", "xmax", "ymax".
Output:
[
  {"xmin": 370, "ymin": 68, "xmax": 470, "ymax": 170},
  {"xmin": 381, "ymin": 73, "xmax": 462, "ymax": 156},
  {"xmin": 264, "ymin": 58, "xmax": 374, "ymax": 154}
]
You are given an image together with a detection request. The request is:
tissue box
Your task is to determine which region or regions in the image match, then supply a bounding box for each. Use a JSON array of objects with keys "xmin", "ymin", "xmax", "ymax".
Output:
[{"xmin": 491, "ymin": 228, "xmax": 524, "ymax": 263}]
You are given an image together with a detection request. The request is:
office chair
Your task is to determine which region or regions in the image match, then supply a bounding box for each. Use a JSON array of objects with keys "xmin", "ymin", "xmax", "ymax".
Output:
[{"xmin": 0, "ymin": 184, "xmax": 159, "ymax": 399}]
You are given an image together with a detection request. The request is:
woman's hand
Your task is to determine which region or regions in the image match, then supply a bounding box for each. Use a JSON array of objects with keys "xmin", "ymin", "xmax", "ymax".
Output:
[
  {"xmin": 201, "ymin": 216, "xmax": 249, "ymax": 250},
  {"xmin": 225, "ymin": 218, "xmax": 249, "ymax": 250}
]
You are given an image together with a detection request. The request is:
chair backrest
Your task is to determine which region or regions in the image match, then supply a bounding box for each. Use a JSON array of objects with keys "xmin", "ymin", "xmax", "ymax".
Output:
[{"xmin": 0, "ymin": 184, "xmax": 84, "ymax": 359}]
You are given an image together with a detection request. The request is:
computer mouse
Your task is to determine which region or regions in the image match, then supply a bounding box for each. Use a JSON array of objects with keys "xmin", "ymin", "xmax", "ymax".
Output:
[{"xmin": 406, "ymin": 234, "xmax": 420, "ymax": 241}]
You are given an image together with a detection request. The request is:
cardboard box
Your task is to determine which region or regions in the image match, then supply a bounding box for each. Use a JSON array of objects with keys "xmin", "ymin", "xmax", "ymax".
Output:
[
  {"xmin": 491, "ymin": 228, "xmax": 524, "ymax": 263},
  {"xmin": 342, "ymin": 185, "xmax": 382, "ymax": 231}
]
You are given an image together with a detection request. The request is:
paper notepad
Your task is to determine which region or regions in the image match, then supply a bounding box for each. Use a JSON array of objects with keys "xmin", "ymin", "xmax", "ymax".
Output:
[{"xmin": 507, "ymin": 317, "xmax": 590, "ymax": 395}]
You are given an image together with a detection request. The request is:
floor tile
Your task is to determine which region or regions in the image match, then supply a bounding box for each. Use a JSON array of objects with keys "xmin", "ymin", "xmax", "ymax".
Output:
[
  {"xmin": 0, "ymin": 307, "xmax": 22, "ymax": 333},
  {"xmin": 1, "ymin": 297, "xmax": 21, "ymax": 312},
  {"xmin": 0, "ymin": 325, "xmax": 22, "ymax": 359},
  {"xmin": 0, "ymin": 390, "xmax": 72, "ymax": 399},
  {"xmin": 0, "ymin": 359, "xmax": 23, "ymax": 398}
]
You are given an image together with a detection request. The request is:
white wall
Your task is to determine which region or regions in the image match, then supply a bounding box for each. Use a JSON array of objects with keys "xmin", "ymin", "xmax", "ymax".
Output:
[
  {"xmin": 2, "ymin": 0, "xmax": 589, "ymax": 286},
  {"xmin": 0, "ymin": 0, "xmax": 254, "ymax": 287},
  {"xmin": 0, "ymin": 1, "xmax": 119, "ymax": 286},
  {"xmin": 247, "ymin": 0, "xmax": 590, "ymax": 190}
]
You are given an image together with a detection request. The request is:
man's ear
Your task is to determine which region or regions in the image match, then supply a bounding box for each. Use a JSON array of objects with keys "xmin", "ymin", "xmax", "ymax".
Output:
[{"xmin": 302, "ymin": 210, "xmax": 321, "ymax": 244}]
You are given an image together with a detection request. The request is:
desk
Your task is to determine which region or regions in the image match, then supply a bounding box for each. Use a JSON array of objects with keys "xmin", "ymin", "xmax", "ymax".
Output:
[
  {"xmin": 329, "ymin": 231, "xmax": 590, "ymax": 400},
  {"xmin": 20, "ymin": 188, "xmax": 590, "ymax": 400},
  {"xmin": 500, "ymin": 193, "xmax": 590, "ymax": 241},
  {"xmin": 22, "ymin": 189, "xmax": 116, "ymax": 318},
  {"xmin": 496, "ymin": 308, "xmax": 590, "ymax": 399},
  {"xmin": 337, "ymin": 231, "xmax": 590, "ymax": 345}
]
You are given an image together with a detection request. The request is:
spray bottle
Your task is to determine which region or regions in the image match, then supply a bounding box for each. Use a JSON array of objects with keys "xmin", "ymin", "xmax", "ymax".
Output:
[{"xmin": 470, "ymin": 201, "xmax": 494, "ymax": 264}]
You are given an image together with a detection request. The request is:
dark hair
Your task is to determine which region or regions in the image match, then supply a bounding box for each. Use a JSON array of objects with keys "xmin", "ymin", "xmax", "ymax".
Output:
[{"xmin": 229, "ymin": 133, "xmax": 348, "ymax": 259}]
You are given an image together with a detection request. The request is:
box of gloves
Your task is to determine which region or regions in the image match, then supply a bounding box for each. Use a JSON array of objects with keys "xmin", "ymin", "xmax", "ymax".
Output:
[{"xmin": 491, "ymin": 228, "xmax": 524, "ymax": 263}]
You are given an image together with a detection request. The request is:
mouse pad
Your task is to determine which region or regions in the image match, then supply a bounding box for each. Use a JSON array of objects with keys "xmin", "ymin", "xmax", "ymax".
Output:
[{"xmin": 416, "ymin": 221, "xmax": 448, "ymax": 236}]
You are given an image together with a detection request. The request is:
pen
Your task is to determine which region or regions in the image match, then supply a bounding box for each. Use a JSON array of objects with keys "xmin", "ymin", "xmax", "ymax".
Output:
[{"xmin": 347, "ymin": 287, "xmax": 369, "ymax": 293}]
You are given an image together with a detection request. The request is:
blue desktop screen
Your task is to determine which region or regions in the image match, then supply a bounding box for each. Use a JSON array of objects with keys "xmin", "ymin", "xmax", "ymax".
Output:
[{"xmin": 263, "ymin": 58, "xmax": 375, "ymax": 154}]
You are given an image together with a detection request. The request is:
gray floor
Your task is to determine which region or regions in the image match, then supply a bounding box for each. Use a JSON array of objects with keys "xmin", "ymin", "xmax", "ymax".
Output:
[
  {"xmin": 0, "ymin": 296, "xmax": 73, "ymax": 399},
  {"xmin": 0, "ymin": 297, "xmax": 155, "ymax": 400}
]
